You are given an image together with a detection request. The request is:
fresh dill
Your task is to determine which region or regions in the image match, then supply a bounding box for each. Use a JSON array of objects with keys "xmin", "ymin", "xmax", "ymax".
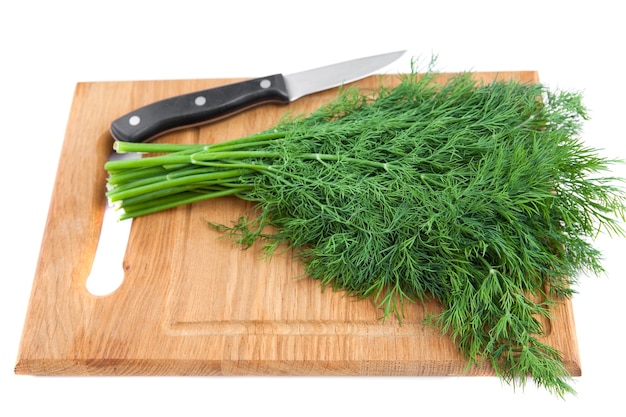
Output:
[{"xmin": 105, "ymin": 66, "xmax": 626, "ymax": 397}]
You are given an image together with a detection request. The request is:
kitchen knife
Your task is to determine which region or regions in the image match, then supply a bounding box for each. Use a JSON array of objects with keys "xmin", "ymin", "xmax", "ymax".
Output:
[
  {"xmin": 88, "ymin": 51, "xmax": 405, "ymax": 295},
  {"xmin": 110, "ymin": 50, "xmax": 406, "ymax": 143}
]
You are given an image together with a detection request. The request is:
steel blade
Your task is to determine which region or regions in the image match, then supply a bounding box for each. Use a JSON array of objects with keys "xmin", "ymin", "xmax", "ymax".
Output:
[{"xmin": 284, "ymin": 50, "xmax": 405, "ymax": 101}]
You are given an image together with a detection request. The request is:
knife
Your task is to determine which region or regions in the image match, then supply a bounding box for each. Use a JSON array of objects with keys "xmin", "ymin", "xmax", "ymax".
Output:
[
  {"xmin": 87, "ymin": 50, "xmax": 405, "ymax": 296},
  {"xmin": 110, "ymin": 50, "xmax": 406, "ymax": 143}
]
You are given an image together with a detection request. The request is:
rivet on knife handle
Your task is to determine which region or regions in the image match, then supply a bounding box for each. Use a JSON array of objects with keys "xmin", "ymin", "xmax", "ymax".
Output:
[{"xmin": 111, "ymin": 74, "xmax": 290, "ymax": 143}]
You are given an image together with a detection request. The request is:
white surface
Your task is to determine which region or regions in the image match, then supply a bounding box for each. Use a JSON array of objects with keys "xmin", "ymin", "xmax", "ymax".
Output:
[{"xmin": 2, "ymin": 1, "xmax": 625, "ymax": 415}]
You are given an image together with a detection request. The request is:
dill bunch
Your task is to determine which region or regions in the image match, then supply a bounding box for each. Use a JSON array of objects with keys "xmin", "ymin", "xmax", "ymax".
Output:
[{"xmin": 105, "ymin": 69, "xmax": 626, "ymax": 397}]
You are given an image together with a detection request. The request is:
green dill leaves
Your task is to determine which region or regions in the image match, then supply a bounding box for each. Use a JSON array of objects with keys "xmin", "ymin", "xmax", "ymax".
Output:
[{"xmin": 105, "ymin": 69, "xmax": 626, "ymax": 397}]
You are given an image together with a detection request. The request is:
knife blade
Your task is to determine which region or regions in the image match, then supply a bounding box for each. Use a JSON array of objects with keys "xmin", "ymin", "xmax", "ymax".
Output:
[
  {"xmin": 110, "ymin": 50, "xmax": 406, "ymax": 143},
  {"xmin": 88, "ymin": 51, "xmax": 405, "ymax": 295}
]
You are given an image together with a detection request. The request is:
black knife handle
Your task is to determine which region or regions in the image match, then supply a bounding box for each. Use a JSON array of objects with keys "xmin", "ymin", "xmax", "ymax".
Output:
[{"xmin": 110, "ymin": 74, "xmax": 290, "ymax": 143}]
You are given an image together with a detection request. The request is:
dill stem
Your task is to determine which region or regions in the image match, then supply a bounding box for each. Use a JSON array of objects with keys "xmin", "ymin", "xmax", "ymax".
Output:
[
  {"xmin": 295, "ymin": 153, "xmax": 396, "ymax": 171},
  {"xmin": 192, "ymin": 150, "xmax": 399, "ymax": 172},
  {"xmin": 107, "ymin": 168, "xmax": 249, "ymax": 201},
  {"xmin": 107, "ymin": 165, "xmax": 174, "ymax": 185},
  {"xmin": 191, "ymin": 150, "xmax": 281, "ymax": 161},
  {"xmin": 111, "ymin": 131, "xmax": 284, "ymax": 154},
  {"xmin": 206, "ymin": 131, "xmax": 285, "ymax": 151},
  {"xmin": 106, "ymin": 153, "xmax": 199, "ymax": 170},
  {"xmin": 113, "ymin": 141, "xmax": 207, "ymax": 154},
  {"xmin": 118, "ymin": 186, "xmax": 251, "ymax": 220}
]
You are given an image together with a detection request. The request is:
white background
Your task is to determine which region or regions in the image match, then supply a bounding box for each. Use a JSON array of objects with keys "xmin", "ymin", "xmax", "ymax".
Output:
[{"xmin": 2, "ymin": 1, "xmax": 625, "ymax": 415}]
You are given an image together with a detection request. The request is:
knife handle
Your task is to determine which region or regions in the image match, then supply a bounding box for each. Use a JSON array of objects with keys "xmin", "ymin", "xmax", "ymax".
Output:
[{"xmin": 110, "ymin": 74, "xmax": 290, "ymax": 143}]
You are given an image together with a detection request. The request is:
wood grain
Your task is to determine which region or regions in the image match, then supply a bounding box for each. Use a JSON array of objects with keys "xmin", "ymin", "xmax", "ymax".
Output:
[{"xmin": 15, "ymin": 72, "xmax": 582, "ymax": 376}]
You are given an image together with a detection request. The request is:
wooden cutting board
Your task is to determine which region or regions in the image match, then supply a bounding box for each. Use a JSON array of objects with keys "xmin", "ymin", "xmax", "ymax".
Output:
[{"xmin": 15, "ymin": 72, "xmax": 582, "ymax": 376}]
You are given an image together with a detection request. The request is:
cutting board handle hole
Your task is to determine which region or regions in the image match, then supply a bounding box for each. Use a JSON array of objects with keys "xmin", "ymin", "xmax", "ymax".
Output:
[{"xmin": 85, "ymin": 213, "xmax": 132, "ymax": 296}]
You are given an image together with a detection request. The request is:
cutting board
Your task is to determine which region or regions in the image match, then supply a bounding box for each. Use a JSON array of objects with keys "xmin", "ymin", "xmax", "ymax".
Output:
[{"xmin": 15, "ymin": 71, "xmax": 582, "ymax": 376}]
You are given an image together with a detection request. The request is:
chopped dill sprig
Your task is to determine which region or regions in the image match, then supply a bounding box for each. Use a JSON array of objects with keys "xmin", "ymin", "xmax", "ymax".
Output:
[{"xmin": 105, "ymin": 66, "xmax": 626, "ymax": 397}]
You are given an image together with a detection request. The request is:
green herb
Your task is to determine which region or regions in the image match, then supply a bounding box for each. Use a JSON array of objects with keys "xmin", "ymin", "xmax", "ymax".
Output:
[{"xmin": 105, "ymin": 65, "xmax": 625, "ymax": 397}]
